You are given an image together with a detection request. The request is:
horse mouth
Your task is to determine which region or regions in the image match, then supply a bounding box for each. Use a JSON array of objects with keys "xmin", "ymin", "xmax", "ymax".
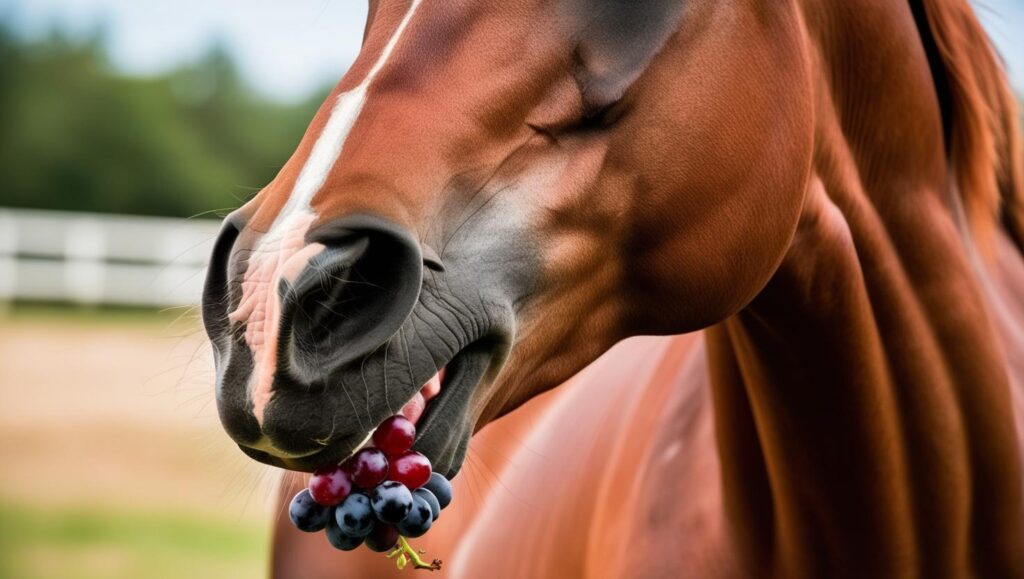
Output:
[
  {"xmin": 412, "ymin": 340, "xmax": 498, "ymax": 469},
  {"xmin": 238, "ymin": 339, "xmax": 496, "ymax": 476},
  {"xmin": 207, "ymin": 212, "xmax": 532, "ymax": 479},
  {"xmin": 399, "ymin": 365, "xmax": 446, "ymax": 427}
]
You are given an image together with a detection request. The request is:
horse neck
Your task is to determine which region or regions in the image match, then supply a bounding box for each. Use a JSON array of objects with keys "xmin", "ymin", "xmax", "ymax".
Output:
[{"xmin": 709, "ymin": 1, "xmax": 1023, "ymax": 576}]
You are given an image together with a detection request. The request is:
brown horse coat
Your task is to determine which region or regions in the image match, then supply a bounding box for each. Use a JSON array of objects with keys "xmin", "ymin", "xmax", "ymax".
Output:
[{"xmin": 204, "ymin": 0, "xmax": 1024, "ymax": 576}]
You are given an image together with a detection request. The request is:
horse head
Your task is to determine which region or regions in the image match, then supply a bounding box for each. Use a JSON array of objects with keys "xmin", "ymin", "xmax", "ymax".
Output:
[{"xmin": 202, "ymin": 0, "xmax": 814, "ymax": 476}]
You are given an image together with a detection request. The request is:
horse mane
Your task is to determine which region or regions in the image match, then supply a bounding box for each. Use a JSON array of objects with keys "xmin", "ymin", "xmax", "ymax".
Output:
[{"xmin": 913, "ymin": 0, "xmax": 1024, "ymax": 254}]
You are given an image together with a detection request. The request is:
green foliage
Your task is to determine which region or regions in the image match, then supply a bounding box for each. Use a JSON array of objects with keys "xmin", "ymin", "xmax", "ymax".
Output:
[
  {"xmin": 0, "ymin": 500, "xmax": 268, "ymax": 579},
  {"xmin": 0, "ymin": 24, "xmax": 330, "ymax": 218}
]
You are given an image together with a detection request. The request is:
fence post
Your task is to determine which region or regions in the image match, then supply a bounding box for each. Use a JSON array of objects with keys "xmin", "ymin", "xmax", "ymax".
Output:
[
  {"xmin": 0, "ymin": 210, "xmax": 16, "ymax": 309},
  {"xmin": 64, "ymin": 217, "xmax": 107, "ymax": 305}
]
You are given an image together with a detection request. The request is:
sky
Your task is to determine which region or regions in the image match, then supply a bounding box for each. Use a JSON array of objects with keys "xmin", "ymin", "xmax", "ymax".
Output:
[
  {"xmin": 1, "ymin": 0, "xmax": 368, "ymax": 102},
  {"xmin": 2, "ymin": 0, "xmax": 1023, "ymax": 102}
]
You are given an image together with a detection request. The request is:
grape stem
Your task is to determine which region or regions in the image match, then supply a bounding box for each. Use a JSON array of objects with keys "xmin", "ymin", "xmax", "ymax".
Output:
[{"xmin": 386, "ymin": 536, "xmax": 442, "ymax": 571}]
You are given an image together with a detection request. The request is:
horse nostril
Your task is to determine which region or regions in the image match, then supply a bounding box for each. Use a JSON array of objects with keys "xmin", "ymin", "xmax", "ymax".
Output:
[
  {"xmin": 293, "ymin": 234, "xmax": 371, "ymax": 333},
  {"xmin": 202, "ymin": 213, "xmax": 245, "ymax": 342},
  {"xmin": 283, "ymin": 216, "xmax": 424, "ymax": 374}
]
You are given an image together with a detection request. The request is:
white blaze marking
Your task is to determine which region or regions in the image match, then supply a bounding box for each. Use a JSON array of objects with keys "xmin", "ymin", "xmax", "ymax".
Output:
[
  {"xmin": 230, "ymin": 0, "xmax": 427, "ymax": 426},
  {"xmin": 271, "ymin": 0, "xmax": 426, "ymax": 231}
]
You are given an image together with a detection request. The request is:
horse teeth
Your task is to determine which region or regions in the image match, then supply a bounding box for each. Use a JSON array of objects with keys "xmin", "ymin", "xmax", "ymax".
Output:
[
  {"xmin": 400, "ymin": 366, "xmax": 446, "ymax": 425},
  {"xmin": 422, "ymin": 366, "xmax": 445, "ymax": 401},
  {"xmin": 400, "ymin": 392, "xmax": 427, "ymax": 424}
]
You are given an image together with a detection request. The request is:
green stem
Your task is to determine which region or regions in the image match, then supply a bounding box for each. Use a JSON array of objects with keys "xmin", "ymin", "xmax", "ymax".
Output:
[{"xmin": 394, "ymin": 536, "xmax": 442, "ymax": 571}]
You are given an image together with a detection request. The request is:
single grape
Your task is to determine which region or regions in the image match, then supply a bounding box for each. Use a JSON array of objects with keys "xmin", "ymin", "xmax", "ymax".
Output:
[
  {"xmin": 309, "ymin": 464, "xmax": 353, "ymax": 506},
  {"xmin": 396, "ymin": 493, "xmax": 434, "ymax": 538},
  {"xmin": 345, "ymin": 448, "xmax": 389, "ymax": 489},
  {"xmin": 371, "ymin": 480, "xmax": 414, "ymax": 524},
  {"xmin": 364, "ymin": 522, "xmax": 399, "ymax": 553},
  {"xmin": 325, "ymin": 516, "xmax": 364, "ymax": 551},
  {"xmin": 413, "ymin": 488, "xmax": 441, "ymax": 520},
  {"xmin": 335, "ymin": 493, "xmax": 375, "ymax": 538},
  {"xmin": 423, "ymin": 472, "xmax": 453, "ymax": 509},
  {"xmin": 372, "ymin": 415, "xmax": 416, "ymax": 456},
  {"xmin": 390, "ymin": 451, "xmax": 432, "ymax": 489},
  {"xmin": 287, "ymin": 489, "xmax": 332, "ymax": 532}
]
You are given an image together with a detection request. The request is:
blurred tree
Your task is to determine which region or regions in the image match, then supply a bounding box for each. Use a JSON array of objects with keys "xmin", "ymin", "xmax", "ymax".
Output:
[{"xmin": 0, "ymin": 22, "xmax": 331, "ymax": 218}]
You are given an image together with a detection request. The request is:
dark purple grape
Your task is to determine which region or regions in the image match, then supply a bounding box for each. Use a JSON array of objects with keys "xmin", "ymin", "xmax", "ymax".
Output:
[
  {"xmin": 423, "ymin": 472, "xmax": 452, "ymax": 509},
  {"xmin": 335, "ymin": 493, "xmax": 374, "ymax": 538},
  {"xmin": 413, "ymin": 488, "xmax": 440, "ymax": 520},
  {"xmin": 364, "ymin": 523, "xmax": 399, "ymax": 553},
  {"xmin": 371, "ymin": 481, "xmax": 413, "ymax": 524},
  {"xmin": 325, "ymin": 516, "xmax": 364, "ymax": 551},
  {"xmin": 396, "ymin": 493, "xmax": 434, "ymax": 538},
  {"xmin": 288, "ymin": 489, "xmax": 332, "ymax": 532}
]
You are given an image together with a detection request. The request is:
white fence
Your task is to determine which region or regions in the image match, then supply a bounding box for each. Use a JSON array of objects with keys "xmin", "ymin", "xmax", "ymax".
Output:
[{"xmin": 0, "ymin": 207, "xmax": 222, "ymax": 307}]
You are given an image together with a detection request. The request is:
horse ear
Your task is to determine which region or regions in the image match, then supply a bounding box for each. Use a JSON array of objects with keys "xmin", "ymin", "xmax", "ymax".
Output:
[{"xmin": 569, "ymin": 0, "xmax": 687, "ymax": 111}]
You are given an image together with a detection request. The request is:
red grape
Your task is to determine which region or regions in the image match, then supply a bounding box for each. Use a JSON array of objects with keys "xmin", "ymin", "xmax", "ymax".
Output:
[
  {"xmin": 309, "ymin": 464, "xmax": 352, "ymax": 506},
  {"xmin": 345, "ymin": 448, "xmax": 389, "ymax": 489},
  {"xmin": 390, "ymin": 451, "xmax": 432, "ymax": 489},
  {"xmin": 372, "ymin": 415, "xmax": 416, "ymax": 456}
]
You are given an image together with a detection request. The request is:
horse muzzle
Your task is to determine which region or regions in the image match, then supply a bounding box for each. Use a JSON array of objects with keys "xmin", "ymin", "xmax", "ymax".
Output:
[{"xmin": 202, "ymin": 212, "xmax": 505, "ymax": 474}]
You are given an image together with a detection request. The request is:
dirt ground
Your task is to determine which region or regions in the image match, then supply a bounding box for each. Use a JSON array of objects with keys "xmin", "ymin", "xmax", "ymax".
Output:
[{"xmin": 0, "ymin": 307, "xmax": 276, "ymax": 578}]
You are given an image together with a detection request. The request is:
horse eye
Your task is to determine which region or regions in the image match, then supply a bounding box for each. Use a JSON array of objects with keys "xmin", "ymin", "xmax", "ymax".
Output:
[
  {"xmin": 527, "ymin": 99, "xmax": 623, "ymax": 141},
  {"xmin": 570, "ymin": 98, "xmax": 623, "ymax": 133}
]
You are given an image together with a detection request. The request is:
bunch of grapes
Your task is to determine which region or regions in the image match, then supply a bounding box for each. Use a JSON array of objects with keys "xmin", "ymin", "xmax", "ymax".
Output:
[{"xmin": 287, "ymin": 415, "xmax": 453, "ymax": 571}]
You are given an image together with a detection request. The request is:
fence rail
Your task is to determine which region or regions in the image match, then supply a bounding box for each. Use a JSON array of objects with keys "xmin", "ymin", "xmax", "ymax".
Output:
[{"xmin": 0, "ymin": 207, "xmax": 222, "ymax": 307}]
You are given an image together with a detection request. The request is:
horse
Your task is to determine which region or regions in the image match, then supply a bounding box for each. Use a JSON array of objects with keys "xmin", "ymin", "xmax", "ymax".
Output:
[{"xmin": 201, "ymin": 0, "xmax": 1024, "ymax": 576}]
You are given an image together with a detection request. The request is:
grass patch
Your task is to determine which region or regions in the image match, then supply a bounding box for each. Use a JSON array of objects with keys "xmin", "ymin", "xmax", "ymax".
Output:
[{"xmin": 0, "ymin": 500, "xmax": 269, "ymax": 579}]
